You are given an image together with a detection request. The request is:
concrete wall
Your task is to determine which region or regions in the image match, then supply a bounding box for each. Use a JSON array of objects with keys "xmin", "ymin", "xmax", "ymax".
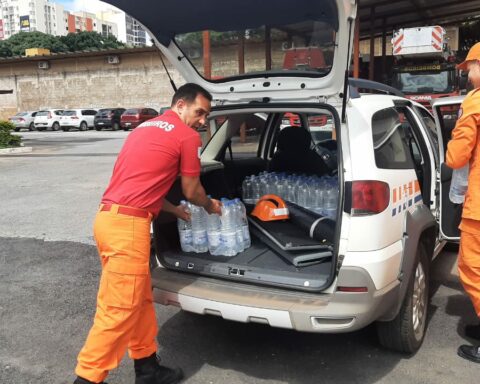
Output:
[{"xmin": 0, "ymin": 49, "xmax": 183, "ymax": 120}]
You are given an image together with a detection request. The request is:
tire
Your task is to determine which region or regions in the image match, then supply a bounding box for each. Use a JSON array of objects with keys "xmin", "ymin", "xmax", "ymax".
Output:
[
  {"xmin": 376, "ymin": 244, "xmax": 429, "ymax": 354},
  {"xmin": 29, "ymin": 122, "xmax": 35, "ymax": 131},
  {"xmin": 80, "ymin": 121, "xmax": 88, "ymax": 131},
  {"xmin": 113, "ymin": 122, "xmax": 120, "ymax": 131},
  {"xmin": 52, "ymin": 122, "xmax": 60, "ymax": 131}
]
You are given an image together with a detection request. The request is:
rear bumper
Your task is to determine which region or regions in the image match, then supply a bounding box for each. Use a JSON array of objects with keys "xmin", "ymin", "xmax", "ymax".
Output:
[
  {"xmin": 151, "ymin": 267, "xmax": 400, "ymax": 333},
  {"xmin": 121, "ymin": 121, "xmax": 140, "ymax": 129}
]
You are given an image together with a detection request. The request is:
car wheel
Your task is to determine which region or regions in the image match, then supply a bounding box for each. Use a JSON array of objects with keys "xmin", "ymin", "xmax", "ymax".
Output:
[
  {"xmin": 52, "ymin": 122, "xmax": 60, "ymax": 131},
  {"xmin": 113, "ymin": 122, "xmax": 120, "ymax": 131},
  {"xmin": 29, "ymin": 122, "xmax": 35, "ymax": 131},
  {"xmin": 376, "ymin": 244, "xmax": 429, "ymax": 354},
  {"xmin": 80, "ymin": 121, "xmax": 88, "ymax": 131}
]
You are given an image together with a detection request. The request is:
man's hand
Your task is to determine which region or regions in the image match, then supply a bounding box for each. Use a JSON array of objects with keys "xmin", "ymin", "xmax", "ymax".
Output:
[
  {"xmin": 174, "ymin": 204, "xmax": 191, "ymax": 221},
  {"xmin": 206, "ymin": 198, "xmax": 222, "ymax": 215}
]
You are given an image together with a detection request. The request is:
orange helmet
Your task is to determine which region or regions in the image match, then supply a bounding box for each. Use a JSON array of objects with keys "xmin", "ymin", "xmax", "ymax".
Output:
[{"xmin": 251, "ymin": 194, "xmax": 290, "ymax": 221}]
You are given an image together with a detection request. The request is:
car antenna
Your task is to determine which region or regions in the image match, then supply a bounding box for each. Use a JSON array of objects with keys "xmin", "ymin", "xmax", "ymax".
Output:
[
  {"xmin": 158, "ymin": 50, "xmax": 177, "ymax": 92},
  {"xmin": 341, "ymin": 18, "xmax": 354, "ymax": 124}
]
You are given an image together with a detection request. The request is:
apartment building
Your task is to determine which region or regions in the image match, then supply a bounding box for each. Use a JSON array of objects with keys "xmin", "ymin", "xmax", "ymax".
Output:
[
  {"xmin": 64, "ymin": 10, "xmax": 118, "ymax": 38},
  {"xmin": 0, "ymin": 0, "xmax": 65, "ymax": 39},
  {"xmin": 97, "ymin": 9, "xmax": 149, "ymax": 47}
]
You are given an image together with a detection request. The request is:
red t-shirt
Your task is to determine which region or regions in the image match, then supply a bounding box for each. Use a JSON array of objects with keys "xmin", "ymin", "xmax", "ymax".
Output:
[{"xmin": 102, "ymin": 110, "xmax": 202, "ymax": 216}]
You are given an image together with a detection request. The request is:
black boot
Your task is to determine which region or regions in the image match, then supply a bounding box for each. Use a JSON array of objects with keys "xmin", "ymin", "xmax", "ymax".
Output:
[
  {"xmin": 134, "ymin": 353, "xmax": 184, "ymax": 384},
  {"xmin": 464, "ymin": 324, "xmax": 480, "ymax": 340},
  {"xmin": 73, "ymin": 376, "xmax": 107, "ymax": 384},
  {"xmin": 457, "ymin": 344, "xmax": 480, "ymax": 363}
]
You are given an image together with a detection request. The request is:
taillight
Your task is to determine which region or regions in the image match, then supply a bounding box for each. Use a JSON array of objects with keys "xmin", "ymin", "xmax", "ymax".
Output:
[
  {"xmin": 72, "ymin": 116, "xmax": 78, "ymax": 119},
  {"xmin": 349, "ymin": 180, "xmax": 390, "ymax": 215},
  {"xmin": 19, "ymin": 118, "xmax": 25, "ymax": 122},
  {"xmin": 48, "ymin": 112, "xmax": 52, "ymax": 119},
  {"xmin": 108, "ymin": 112, "xmax": 114, "ymax": 118},
  {"xmin": 135, "ymin": 114, "xmax": 140, "ymax": 119}
]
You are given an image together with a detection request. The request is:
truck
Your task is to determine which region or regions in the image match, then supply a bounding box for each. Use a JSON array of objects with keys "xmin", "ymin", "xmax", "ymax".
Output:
[{"xmin": 391, "ymin": 26, "xmax": 465, "ymax": 110}]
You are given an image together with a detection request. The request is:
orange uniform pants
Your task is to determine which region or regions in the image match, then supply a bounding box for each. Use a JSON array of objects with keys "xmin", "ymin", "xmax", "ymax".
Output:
[
  {"xmin": 75, "ymin": 205, "xmax": 157, "ymax": 383},
  {"xmin": 458, "ymin": 220, "xmax": 480, "ymax": 317}
]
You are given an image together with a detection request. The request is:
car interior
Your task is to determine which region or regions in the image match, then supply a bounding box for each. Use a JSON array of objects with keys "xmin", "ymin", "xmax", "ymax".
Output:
[{"xmin": 153, "ymin": 108, "xmax": 340, "ymax": 292}]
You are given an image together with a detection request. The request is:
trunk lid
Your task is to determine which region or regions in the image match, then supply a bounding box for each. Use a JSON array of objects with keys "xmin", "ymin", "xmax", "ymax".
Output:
[{"xmin": 102, "ymin": 0, "xmax": 356, "ymax": 104}]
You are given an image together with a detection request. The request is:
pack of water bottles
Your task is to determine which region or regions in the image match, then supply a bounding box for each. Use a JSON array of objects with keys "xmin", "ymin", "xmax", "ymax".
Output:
[
  {"xmin": 242, "ymin": 171, "xmax": 338, "ymax": 218},
  {"xmin": 177, "ymin": 198, "xmax": 251, "ymax": 257}
]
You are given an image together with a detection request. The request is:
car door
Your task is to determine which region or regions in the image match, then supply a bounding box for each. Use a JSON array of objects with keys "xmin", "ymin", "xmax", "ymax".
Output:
[{"xmin": 431, "ymin": 97, "xmax": 464, "ymax": 241}]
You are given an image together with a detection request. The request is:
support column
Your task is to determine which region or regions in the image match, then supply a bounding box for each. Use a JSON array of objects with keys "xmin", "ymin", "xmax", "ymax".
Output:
[
  {"xmin": 238, "ymin": 32, "xmax": 245, "ymax": 74},
  {"xmin": 353, "ymin": 9, "xmax": 360, "ymax": 78},
  {"xmin": 203, "ymin": 30, "xmax": 211, "ymax": 79},
  {"xmin": 369, "ymin": 6, "xmax": 375, "ymax": 80},
  {"xmin": 382, "ymin": 18, "xmax": 387, "ymax": 83}
]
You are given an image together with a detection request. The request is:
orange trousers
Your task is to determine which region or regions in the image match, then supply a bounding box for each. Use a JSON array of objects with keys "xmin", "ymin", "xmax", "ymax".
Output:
[
  {"xmin": 75, "ymin": 205, "xmax": 158, "ymax": 383},
  {"xmin": 458, "ymin": 222, "xmax": 480, "ymax": 317}
]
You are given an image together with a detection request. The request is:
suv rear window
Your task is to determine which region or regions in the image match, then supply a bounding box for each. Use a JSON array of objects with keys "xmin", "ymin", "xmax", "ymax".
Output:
[
  {"xmin": 63, "ymin": 110, "xmax": 77, "ymax": 116},
  {"xmin": 372, "ymin": 108, "xmax": 414, "ymax": 169},
  {"xmin": 36, "ymin": 111, "xmax": 48, "ymax": 116}
]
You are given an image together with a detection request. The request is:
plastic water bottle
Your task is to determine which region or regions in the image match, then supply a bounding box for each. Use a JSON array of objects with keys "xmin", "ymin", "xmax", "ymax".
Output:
[
  {"xmin": 238, "ymin": 200, "xmax": 251, "ymax": 249},
  {"xmin": 242, "ymin": 176, "xmax": 253, "ymax": 204},
  {"xmin": 297, "ymin": 179, "xmax": 308, "ymax": 208},
  {"xmin": 323, "ymin": 178, "xmax": 338, "ymax": 218},
  {"xmin": 177, "ymin": 200, "xmax": 193, "ymax": 252},
  {"xmin": 206, "ymin": 211, "xmax": 222, "ymax": 255},
  {"xmin": 450, "ymin": 164, "xmax": 469, "ymax": 204},
  {"xmin": 252, "ymin": 176, "xmax": 261, "ymax": 203},
  {"xmin": 220, "ymin": 201, "xmax": 237, "ymax": 256},
  {"xmin": 190, "ymin": 204, "xmax": 208, "ymax": 253},
  {"xmin": 233, "ymin": 199, "xmax": 245, "ymax": 253}
]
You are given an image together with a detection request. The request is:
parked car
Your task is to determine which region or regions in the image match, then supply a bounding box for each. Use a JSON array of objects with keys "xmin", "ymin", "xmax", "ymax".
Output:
[
  {"xmin": 120, "ymin": 108, "xmax": 158, "ymax": 130},
  {"xmin": 105, "ymin": 0, "xmax": 460, "ymax": 354},
  {"xmin": 94, "ymin": 108, "xmax": 126, "ymax": 131},
  {"xmin": 34, "ymin": 109, "xmax": 63, "ymax": 131},
  {"xmin": 60, "ymin": 109, "xmax": 98, "ymax": 131},
  {"xmin": 9, "ymin": 111, "xmax": 38, "ymax": 131}
]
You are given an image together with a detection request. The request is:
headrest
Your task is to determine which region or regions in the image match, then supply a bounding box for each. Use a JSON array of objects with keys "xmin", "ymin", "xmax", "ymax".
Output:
[{"xmin": 277, "ymin": 126, "xmax": 311, "ymax": 152}]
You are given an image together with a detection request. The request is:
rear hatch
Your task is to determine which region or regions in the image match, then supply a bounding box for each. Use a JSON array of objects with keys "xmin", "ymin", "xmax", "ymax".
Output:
[
  {"xmin": 95, "ymin": 109, "xmax": 114, "ymax": 125},
  {"xmin": 60, "ymin": 110, "xmax": 79, "ymax": 126},
  {"xmin": 34, "ymin": 111, "xmax": 50, "ymax": 126},
  {"xmin": 121, "ymin": 109, "xmax": 141, "ymax": 127},
  {"xmin": 103, "ymin": 0, "xmax": 354, "ymax": 292}
]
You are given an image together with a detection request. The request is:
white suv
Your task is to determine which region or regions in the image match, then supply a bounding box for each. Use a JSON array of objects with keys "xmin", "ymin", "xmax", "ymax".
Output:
[
  {"xmin": 105, "ymin": 0, "xmax": 461, "ymax": 353},
  {"xmin": 34, "ymin": 109, "xmax": 63, "ymax": 131},
  {"xmin": 60, "ymin": 109, "xmax": 98, "ymax": 131}
]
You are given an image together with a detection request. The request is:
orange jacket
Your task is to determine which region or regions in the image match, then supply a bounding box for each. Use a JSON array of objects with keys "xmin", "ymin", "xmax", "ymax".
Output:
[{"xmin": 446, "ymin": 88, "xmax": 480, "ymax": 221}]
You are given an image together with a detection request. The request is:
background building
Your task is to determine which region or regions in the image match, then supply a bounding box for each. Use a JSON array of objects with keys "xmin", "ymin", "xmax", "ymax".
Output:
[
  {"xmin": 0, "ymin": 0, "xmax": 66, "ymax": 39},
  {"xmin": 64, "ymin": 10, "xmax": 118, "ymax": 38},
  {"xmin": 97, "ymin": 9, "xmax": 149, "ymax": 47}
]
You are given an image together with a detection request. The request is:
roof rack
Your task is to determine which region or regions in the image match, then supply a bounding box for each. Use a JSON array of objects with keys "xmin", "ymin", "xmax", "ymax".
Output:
[{"xmin": 349, "ymin": 78, "xmax": 404, "ymax": 99}]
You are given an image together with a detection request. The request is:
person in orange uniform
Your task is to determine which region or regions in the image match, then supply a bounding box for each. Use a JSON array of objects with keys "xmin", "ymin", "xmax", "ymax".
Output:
[
  {"xmin": 74, "ymin": 83, "xmax": 222, "ymax": 384},
  {"xmin": 446, "ymin": 42, "xmax": 480, "ymax": 363}
]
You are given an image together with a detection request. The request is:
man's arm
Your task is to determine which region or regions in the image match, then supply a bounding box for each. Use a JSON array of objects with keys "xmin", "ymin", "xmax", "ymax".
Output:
[
  {"xmin": 181, "ymin": 175, "xmax": 221, "ymax": 214},
  {"xmin": 446, "ymin": 115, "xmax": 478, "ymax": 169},
  {"xmin": 162, "ymin": 198, "xmax": 190, "ymax": 221}
]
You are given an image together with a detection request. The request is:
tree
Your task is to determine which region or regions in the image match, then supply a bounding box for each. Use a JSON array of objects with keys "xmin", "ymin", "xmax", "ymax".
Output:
[
  {"xmin": 7, "ymin": 31, "xmax": 68, "ymax": 56},
  {"xmin": 60, "ymin": 31, "xmax": 125, "ymax": 52},
  {"xmin": 0, "ymin": 41, "xmax": 12, "ymax": 57}
]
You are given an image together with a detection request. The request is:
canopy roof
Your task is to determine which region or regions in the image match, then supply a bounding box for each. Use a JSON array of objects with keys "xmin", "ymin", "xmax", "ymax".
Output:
[{"xmin": 358, "ymin": 0, "xmax": 480, "ymax": 38}]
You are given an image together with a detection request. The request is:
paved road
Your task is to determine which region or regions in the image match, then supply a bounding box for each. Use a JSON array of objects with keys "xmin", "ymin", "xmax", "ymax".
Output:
[{"xmin": 0, "ymin": 131, "xmax": 478, "ymax": 384}]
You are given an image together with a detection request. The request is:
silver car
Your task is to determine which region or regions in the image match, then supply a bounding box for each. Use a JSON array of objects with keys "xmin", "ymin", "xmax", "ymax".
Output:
[{"xmin": 9, "ymin": 111, "xmax": 38, "ymax": 131}]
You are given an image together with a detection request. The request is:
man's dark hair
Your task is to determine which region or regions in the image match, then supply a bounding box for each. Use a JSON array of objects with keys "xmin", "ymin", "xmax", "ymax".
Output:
[{"xmin": 171, "ymin": 83, "xmax": 212, "ymax": 107}]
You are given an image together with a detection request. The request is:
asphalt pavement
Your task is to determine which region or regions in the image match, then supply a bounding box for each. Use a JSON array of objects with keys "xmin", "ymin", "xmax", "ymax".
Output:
[{"xmin": 0, "ymin": 131, "xmax": 478, "ymax": 384}]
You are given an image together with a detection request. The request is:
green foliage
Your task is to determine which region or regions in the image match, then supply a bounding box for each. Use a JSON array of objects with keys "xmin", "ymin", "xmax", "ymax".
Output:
[
  {"xmin": 0, "ymin": 120, "xmax": 22, "ymax": 148},
  {"xmin": 0, "ymin": 31, "xmax": 126, "ymax": 58},
  {"xmin": 60, "ymin": 31, "xmax": 125, "ymax": 52},
  {"xmin": 7, "ymin": 31, "xmax": 69, "ymax": 56}
]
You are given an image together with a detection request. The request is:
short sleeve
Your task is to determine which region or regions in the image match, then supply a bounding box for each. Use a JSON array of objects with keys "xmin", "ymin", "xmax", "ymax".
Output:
[{"xmin": 180, "ymin": 133, "xmax": 202, "ymax": 176}]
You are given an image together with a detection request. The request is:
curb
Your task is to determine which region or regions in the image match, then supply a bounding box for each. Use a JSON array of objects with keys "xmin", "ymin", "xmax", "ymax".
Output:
[{"xmin": 0, "ymin": 146, "xmax": 33, "ymax": 154}]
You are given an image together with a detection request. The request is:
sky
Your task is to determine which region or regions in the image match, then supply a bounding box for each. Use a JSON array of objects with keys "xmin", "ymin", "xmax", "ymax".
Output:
[{"xmin": 55, "ymin": 0, "xmax": 121, "ymax": 14}]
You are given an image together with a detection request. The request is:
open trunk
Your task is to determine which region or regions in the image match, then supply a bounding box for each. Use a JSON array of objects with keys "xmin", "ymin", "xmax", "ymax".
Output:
[{"xmin": 153, "ymin": 105, "xmax": 342, "ymax": 292}]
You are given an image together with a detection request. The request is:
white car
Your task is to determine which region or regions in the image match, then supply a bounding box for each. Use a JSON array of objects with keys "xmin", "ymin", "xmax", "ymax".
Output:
[
  {"xmin": 9, "ymin": 111, "xmax": 38, "ymax": 131},
  {"xmin": 34, "ymin": 109, "xmax": 63, "ymax": 131},
  {"xmin": 60, "ymin": 109, "xmax": 98, "ymax": 131},
  {"xmin": 105, "ymin": 0, "xmax": 461, "ymax": 354}
]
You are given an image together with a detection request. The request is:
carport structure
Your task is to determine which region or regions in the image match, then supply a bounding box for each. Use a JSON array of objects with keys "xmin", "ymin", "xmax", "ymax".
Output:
[{"xmin": 354, "ymin": 0, "xmax": 480, "ymax": 80}]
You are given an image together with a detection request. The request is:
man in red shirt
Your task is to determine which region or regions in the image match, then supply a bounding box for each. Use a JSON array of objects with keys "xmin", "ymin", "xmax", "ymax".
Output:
[{"xmin": 74, "ymin": 83, "xmax": 222, "ymax": 384}]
